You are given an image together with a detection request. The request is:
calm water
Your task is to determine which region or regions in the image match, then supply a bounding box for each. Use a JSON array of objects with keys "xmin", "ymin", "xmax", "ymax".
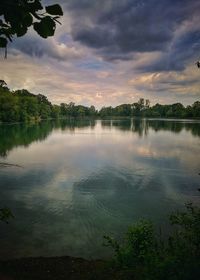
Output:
[{"xmin": 0, "ymin": 118, "xmax": 200, "ymax": 260}]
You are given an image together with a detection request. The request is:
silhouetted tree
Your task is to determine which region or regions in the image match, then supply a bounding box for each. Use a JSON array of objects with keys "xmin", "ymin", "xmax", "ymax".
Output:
[{"xmin": 0, "ymin": 0, "xmax": 63, "ymax": 54}]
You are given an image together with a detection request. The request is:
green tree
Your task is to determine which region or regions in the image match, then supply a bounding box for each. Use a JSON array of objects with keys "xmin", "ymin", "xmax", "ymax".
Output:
[
  {"xmin": 192, "ymin": 101, "xmax": 200, "ymax": 118},
  {"xmin": 51, "ymin": 104, "xmax": 61, "ymax": 119},
  {"xmin": 89, "ymin": 105, "xmax": 96, "ymax": 116}
]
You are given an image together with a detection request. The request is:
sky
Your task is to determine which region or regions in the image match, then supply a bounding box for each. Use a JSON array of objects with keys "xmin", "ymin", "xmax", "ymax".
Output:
[{"xmin": 0, "ymin": 0, "xmax": 200, "ymax": 108}]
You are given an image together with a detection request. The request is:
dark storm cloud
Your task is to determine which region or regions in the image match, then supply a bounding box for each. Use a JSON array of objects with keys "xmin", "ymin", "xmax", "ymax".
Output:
[
  {"xmin": 10, "ymin": 33, "xmax": 83, "ymax": 61},
  {"xmin": 136, "ymin": 29, "xmax": 200, "ymax": 73},
  {"xmin": 10, "ymin": 0, "xmax": 200, "ymax": 71},
  {"xmin": 2, "ymin": 0, "xmax": 199, "ymax": 106},
  {"xmin": 68, "ymin": 0, "xmax": 174, "ymax": 52},
  {"xmin": 64, "ymin": 0, "xmax": 200, "ymax": 70}
]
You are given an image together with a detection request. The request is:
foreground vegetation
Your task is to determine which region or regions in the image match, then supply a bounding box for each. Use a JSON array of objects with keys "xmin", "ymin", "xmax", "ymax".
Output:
[
  {"xmin": 1, "ymin": 202, "xmax": 199, "ymax": 279},
  {"xmin": 0, "ymin": 83, "xmax": 199, "ymax": 122},
  {"xmin": 104, "ymin": 202, "xmax": 200, "ymax": 280}
]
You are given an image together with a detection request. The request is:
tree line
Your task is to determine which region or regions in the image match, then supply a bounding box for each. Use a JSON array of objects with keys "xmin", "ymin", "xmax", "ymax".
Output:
[
  {"xmin": 99, "ymin": 98, "xmax": 200, "ymax": 118},
  {"xmin": 0, "ymin": 83, "xmax": 98, "ymax": 122},
  {"xmin": 0, "ymin": 83, "xmax": 199, "ymax": 122}
]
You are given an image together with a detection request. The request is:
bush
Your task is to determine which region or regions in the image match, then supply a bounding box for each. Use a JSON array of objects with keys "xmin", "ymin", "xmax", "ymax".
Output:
[
  {"xmin": 104, "ymin": 203, "xmax": 200, "ymax": 280},
  {"xmin": 0, "ymin": 207, "xmax": 13, "ymax": 223}
]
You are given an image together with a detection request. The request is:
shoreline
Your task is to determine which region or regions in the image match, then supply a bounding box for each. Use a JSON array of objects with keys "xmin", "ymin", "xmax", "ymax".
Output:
[
  {"xmin": 0, "ymin": 116, "xmax": 200, "ymax": 126},
  {"xmin": 0, "ymin": 255, "xmax": 123, "ymax": 280}
]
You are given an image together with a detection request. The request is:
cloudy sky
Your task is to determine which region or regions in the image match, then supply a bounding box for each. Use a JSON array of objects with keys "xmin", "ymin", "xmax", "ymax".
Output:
[{"xmin": 0, "ymin": 0, "xmax": 200, "ymax": 108}]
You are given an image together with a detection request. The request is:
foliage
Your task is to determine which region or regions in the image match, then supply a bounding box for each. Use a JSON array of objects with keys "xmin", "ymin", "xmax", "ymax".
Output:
[
  {"xmin": 0, "ymin": 83, "xmax": 199, "ymax": 122},
  {"xmin": 0, "ymin": 0, "xmax": 63, "ymax": 52},
  {"xmin": 0, "ymin": 207, "xmax": 14, "ymax": 223},
  {"xmin": 99, "ymin": 99, "xmax": 200, "ymax": 119},
  {"xmin": 104, "ymin": 203, "xmax": 200, "ymax": 280},
  {"xmin": 0, "ymin": 84, "xmax": 98, "ymax": 123}
]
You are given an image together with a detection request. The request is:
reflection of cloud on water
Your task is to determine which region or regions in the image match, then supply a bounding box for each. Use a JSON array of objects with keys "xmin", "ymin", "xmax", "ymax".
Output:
[
  {"xmin": 1, "ymin": 119, "xmax": 200, "ymax": 160},
  {"xmin": 2, "ymin": 119, "xmax": 199, "ymax": 215},
  {"xmin": 0, "ymin": 119, "xmax": 200, "ymax": 260},
  {"xmin": 160, "ymin": 173, "xmax": 183, "ymax": 203}
]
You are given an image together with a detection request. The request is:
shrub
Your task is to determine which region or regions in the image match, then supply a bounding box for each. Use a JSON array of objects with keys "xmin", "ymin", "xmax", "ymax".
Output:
[
  {"xmin": 0, "ymin": 207, "xmax": 13, "ymax": 223},
  {"xmin": 104, "ymin": 203, "xmax": 200, "ymax": 280}
]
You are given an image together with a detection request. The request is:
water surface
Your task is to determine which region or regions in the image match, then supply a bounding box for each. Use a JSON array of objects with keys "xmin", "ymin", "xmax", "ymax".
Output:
[{"xmin": 0, "ymin": 119, "xmax": 199, "ymax": 259}]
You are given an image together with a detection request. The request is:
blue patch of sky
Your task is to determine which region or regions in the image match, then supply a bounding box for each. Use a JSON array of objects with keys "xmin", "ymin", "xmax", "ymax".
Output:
[
  {"xmin": 75, "ymin": 59, "xmax": 113, "ymax": 71},
  {"xmin": 57, "ymin": 34, "xmax": 72, "ymax": 45}
]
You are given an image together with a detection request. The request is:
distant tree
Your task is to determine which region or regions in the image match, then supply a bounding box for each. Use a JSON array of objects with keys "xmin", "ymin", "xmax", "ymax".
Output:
[
  {"xmin": 132, "ymin": 98, "xmax": 146, "ymax": 116},
  {"xmin": 99, "ymin": 106, "xmax": 113, "ymax": 117},
  {"xmin": 0, "ymin": 86, "xmax": 200, "ymax": 122},
  {"xmin": 115, "ymin": 104, "xmax": 131, "ymax": 116},
  {"xmin": 37, "ymin": 94, "xmax": 51, "ymax": 105},
  {"xmin": 77, "ymin": 106, "xmax": 85, "ymax": 117},
  {"xmin": 195, "ymin": 61, "xmax": 200, "ymax": 68},
  {"xmin": 60, "ymin": 103, "xmax": 68, "ymax": 116},
  {"xmin": 145, "ymin": 99, "xmax": 150, "ymax": 108},
  {"xmin": 192, "ymin": 101, "xmax": 200, "ymax": 118},
  {"xmin": 0, "ymin": 0, "xmax": 63, "ymax": 55},
  {"xmin": 0, "ymin": 80, "xmax": 7, "ymax": 87},
  {"xmin": 51, "ymin": 104, "xmax": 60, "ymax": 118},
  {"xmin": 89, "ymin": 105, "xmax": 96, "ymax": 116},
  {"xmin": 68, "ymin": 102, "xmax": 76, "ymax": 117},
  {"xmin": 138, "ymin": 98, "xmax": 145, "ymax": 109}
]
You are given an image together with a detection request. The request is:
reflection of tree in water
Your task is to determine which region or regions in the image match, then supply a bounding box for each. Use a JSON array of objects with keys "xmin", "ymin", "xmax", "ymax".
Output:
[
  {"xmin": 184, "ymin": 123, "xmax": 200, "ymax": 137},
  {"xmin": 131, "ymin": 119, "xmax": 149, "ymax": 137},
  {"xmin": 0, "ymin": 122, "xmax": 54, "ymax": 157},
  {"xmin": 0, "ymin": 119, "xmax": 96, "ymax": 158},
  {"xmin": 59, "ymin": 119, "xmax": 96, "ymax": 131},
  {"xmin": 101, "ymin": 119, "xmax": 149, "ymax": 137},
  {"xmin": 148, "ymin": 120, "xmax": 184, "ymax": 133},
  {"xmin": 101, "ymin": 119, "xmax": 132, "ymax": 132},
  {"xmin": 0, "ymin": 118, "xmax": 199, "ymax": 158},
  {"xmin": 101, "ymin": 119, "xmax": 200, "ymax": 138},
  {"xmin": 147, "ymin": 120, "xmax": 200, "ymax": 137}
]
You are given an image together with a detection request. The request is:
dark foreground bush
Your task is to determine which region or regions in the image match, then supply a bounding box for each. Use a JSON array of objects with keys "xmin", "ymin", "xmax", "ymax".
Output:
[
  {"xmin": 104, "ymin": 203, "xmax": 200, "ymax": 280},
  {"xmin": 0, "ymin": 207, "xmax": 13, "ymax": 223}
]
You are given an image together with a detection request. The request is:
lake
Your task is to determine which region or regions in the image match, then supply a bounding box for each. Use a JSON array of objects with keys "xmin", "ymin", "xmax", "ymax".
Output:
[{"xmin": 0, "ymin": 118, "xmax": 200, "ymax": 260}]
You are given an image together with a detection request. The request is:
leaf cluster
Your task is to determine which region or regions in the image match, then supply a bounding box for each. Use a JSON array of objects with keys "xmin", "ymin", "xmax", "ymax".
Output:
[{"xmin": 0, "ymin": 0, "xmax": 63, "ymax": 50}]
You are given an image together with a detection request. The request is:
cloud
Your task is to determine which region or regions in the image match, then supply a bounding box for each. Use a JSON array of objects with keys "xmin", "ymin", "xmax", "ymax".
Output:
[
  {"xmin": 66, "ymin": 0, "xmax": 200, "ymax": 64},
  {"xmin": 0, "ymin": 0, "xmax": 199, "ymax": 107},
  {"xmin": 129, "ymin": 66, "xmax": 200, "ymax": 103},
  {"xmin": 11, "ymin": 32, "xmax": 85, "ymax": 61},
  {"xmin": 136, "ymin": 18, "xmax": 200, "ymax": 72}
]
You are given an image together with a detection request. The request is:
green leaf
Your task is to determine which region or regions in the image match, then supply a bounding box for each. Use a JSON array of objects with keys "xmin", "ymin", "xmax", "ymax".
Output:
[
  {"xmin": 22, "ymin": 14, "xmax": 33, "ymax": 27},
  {"xmin": 33, "ymin": 16, "xmax": 56, "ymax": 38},
  {"xmin": 46, "ymin": 4, "xmax": 63, "ymax": 16},
  {"xmin": 28, "ymin": 0, "xmax": 43, "ymax": 12},
  {"xmin": 16, "ymin": 26, "xmax": 28, "ymax": 37},
  {"xmin": 0, "ymin": 37, "xmax": 7, "ymax": 48}
]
